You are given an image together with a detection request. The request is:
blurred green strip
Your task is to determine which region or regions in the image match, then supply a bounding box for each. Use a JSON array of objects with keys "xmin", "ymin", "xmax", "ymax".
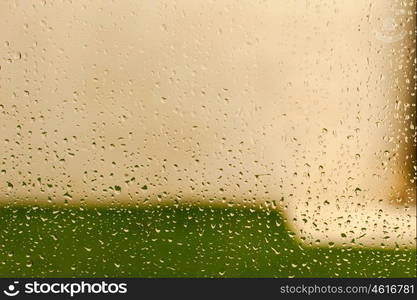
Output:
[{"xmin": 0, "ymin": 205, "xmax": 415, "ymax": 277}]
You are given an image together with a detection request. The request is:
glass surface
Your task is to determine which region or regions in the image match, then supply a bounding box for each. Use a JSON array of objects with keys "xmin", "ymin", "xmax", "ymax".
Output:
[{"xmin": 0, "ymin": 0, "xmax": 415, "ymax": 277}]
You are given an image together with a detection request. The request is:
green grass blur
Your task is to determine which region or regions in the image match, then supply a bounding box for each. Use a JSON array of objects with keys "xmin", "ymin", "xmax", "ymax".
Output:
[{"xmin": 0, "ymin": 205, "xmax": 415, "ymax": 277}]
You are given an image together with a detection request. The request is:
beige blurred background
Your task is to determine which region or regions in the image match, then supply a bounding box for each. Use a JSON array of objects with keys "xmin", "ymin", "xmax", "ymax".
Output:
[{"xmin": 0, "ymin": 0, "xmax": 415, "ymax": 248}]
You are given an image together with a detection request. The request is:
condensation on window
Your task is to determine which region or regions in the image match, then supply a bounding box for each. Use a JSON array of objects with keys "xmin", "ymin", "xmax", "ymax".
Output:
[{"xmin": 0, "ymin": 0, "xmax": 415, "ymax": 277}]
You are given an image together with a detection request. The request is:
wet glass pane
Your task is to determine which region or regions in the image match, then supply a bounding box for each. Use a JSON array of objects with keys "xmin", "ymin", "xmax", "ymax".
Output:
[{"xmin": 0, "ymin": 0, "xmax": 415, "ymax": 277}]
